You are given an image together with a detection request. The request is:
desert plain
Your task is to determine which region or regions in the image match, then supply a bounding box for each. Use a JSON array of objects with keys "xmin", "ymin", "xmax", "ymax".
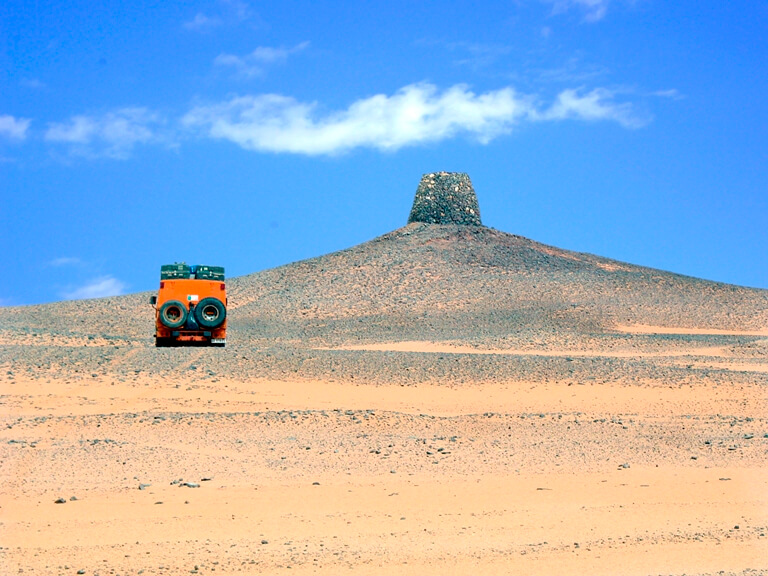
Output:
[{"xmin": 1, "ymin": 221, "xmax": 767, "ymax": 575}]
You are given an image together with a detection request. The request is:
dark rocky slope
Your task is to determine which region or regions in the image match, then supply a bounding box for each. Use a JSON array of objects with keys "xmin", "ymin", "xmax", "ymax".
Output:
[
  {"xmin": 1, "ymin": 171, "xmax": 766, "ymax": 384},
  {"xmin": 227, "ymin": 222, "xmax": 768, "ymax": 347},
  {"xmin": 1, "ymin": 222, "xmax": 766, "ymax": 387}
]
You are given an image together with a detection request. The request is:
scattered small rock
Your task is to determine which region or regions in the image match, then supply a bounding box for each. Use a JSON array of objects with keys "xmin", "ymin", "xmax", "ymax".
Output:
[{"xmin": 54, "ymin": 497, "xmax": 67, "ymax": 504}]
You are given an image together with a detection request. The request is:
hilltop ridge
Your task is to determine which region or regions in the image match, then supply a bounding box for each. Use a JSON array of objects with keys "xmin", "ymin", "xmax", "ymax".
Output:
[
  {"xmin": 3, "ymin": 171, "xmax": 766, "ymax": 350},
  {"xmin": 1, "ymin": 171, "xmax": 766, "ymax": 382},
  {"xmin": 3, "ymin": 221, "xmax": 766, "ymax": 346},
  {"xmin": 228, "ymin": 222, "xmax": 768, "ymax": 344}
]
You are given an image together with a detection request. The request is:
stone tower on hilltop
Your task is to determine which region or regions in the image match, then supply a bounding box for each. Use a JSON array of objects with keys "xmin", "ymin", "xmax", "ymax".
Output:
[{"xmin": 407, "ymin": 172, "xmax": 482, "ymax": 226}]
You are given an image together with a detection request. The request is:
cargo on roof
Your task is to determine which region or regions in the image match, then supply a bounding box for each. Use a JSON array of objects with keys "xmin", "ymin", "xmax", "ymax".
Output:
[{"xmin": 160, "ymin": 263, "xmax": 225, "ymax": 281}]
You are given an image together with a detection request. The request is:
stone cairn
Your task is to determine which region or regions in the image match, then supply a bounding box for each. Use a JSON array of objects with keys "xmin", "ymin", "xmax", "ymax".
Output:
[{"xmin": 407, "ymin": 172, "xmax": 482, "ymax": 226}]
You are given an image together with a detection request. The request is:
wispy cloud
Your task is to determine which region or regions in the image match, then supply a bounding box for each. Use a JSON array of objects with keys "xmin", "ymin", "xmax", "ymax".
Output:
[
  {"xmin": 183, "ymin": 82, "xmax": 645, "ymax": 156},
  {"xmin": 538, "ymin": 87, "xmax": 646, "ymax": 127},
  {"xmin": 425, "ymin": 40, "xmax": 513, "ymax": 70},
  {"xmin": 63, "ymin": 276, "xmax": 127, "ymax": 300},
  {"xmin": 20, "ymin": 78, "xmax": 46, "ymax": 89},
  {"xmin": 533, "ymin": 56, "xmax": 610, "ymax": 85},
  {"xmin": 184, "ymin": 12, "xmax": 222, "ymax": 31},
  {"xmin": 45, "ymin": 107, "xmax": 166, "ymax": 159},
  {"xmin": 652, "ymin": 88, "xmax": 684, "ymax": 100},
  {"xmin": 0, "ymin": 114, "xmax": 31, "ymax": 140},
  {"xmin": 215, "ymin": 41, "xmax": 310, "ymax": 77},
  {"xmin": 184, "ymin": 0, "xmax": 254, "ymax": 31},
  {"xmin": 49, "ymin": 257, "xmax": 83, "ymax": 267},
  {"xmin": 416, "ymin": 38, "xmax": 514, "ymax": 72},
  {"xmin": 546, "ymin": 0, "xmax": 612, "ymax": 22}
]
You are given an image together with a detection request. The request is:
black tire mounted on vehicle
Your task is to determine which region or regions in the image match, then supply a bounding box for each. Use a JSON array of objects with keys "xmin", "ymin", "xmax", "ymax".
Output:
[
  {"xmin": 159, "ymin": 300, "xmax": 188, "ymax": 329},
  {"xmin": 194, "ymin": 297, "xmax": 226, "ymax": 329}
]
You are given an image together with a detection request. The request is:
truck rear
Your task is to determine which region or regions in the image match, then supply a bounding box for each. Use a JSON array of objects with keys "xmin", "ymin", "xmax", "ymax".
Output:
[{"xmin": 150, "ymin": 263, "xmax": 227, "ymax": 347}]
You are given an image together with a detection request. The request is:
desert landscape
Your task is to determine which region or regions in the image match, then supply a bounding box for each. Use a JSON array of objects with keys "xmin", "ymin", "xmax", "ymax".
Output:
[{"xmin": 1, "ymin": 174, "xmax": 767, "ymax": 575}]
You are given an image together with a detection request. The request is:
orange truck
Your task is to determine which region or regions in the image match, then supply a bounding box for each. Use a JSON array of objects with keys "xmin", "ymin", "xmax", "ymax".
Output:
[{"xmin": 149, "ymin": 263, "xmax": 227, "ymax": 347}]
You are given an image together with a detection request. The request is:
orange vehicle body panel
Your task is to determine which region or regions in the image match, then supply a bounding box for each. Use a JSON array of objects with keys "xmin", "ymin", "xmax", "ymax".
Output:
[{"xmin": 154, "ymin": 279, "xmax": 227, "ymax": 344}]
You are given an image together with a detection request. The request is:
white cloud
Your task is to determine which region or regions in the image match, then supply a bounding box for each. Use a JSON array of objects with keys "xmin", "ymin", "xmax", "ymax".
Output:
[
  {"xmin": 183, "ymin": 82, "xmax": 644, "ymax": 156},
  {"xmin": 652, "ymin": 89, "xmax": 684, "ymax": 100},
  {"xmin": 184, "ymin": 0, "xmax": 253, "ymax": 30},
  {"xmin": 49, "ymin": 257, "xmax": 83, "ymax": 267},
  {"xmin": 0, "ymin": 114, "xmax": 31, "ymax": 140},
  {"xmin": 547, "ymin": 0, "xmax": 611, "ymax": 22},
  {"xmin": 538, "ymin": 87, "xmax": 646, "ymax": 127},
  {"xmin": 63, "ymin": 276, "xmax": 127, "ymax": 300},
  {"xmin": 215, "ymin": 41, "xmax": 310, "ymax": 77},
  {"xmin": 445, "ymin": 42, "xmax": 513, "ymax": 70},
  {"xmin": 183, "ymin": 12, "xmax": 222, "ymax": 31},
  {"xmin": 45, "ymin": 108, "xmax": 165, "ymax": 159}
]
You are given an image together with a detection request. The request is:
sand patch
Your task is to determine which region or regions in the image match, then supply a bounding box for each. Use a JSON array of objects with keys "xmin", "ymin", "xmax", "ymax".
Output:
[
  {"xmin": 2, "ymin": 467, "xmax": 766, "ymax": 575},
  {"xmin": 615, "ymin": 324, "xmax": 768, "ymax": 336},
  {"xmin": 329, "ymin": 340, "xmax": 735, "ymax": 359},
  {"xmin": 4, "ymin": 374, "xmax": 766, "ymax": 418}
]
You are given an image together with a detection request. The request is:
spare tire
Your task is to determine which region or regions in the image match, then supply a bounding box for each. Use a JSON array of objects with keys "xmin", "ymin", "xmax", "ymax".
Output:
[
  {"xmin": 195, "ymin": 297, "xmax": 226, "ymax": 328},
  {"xmin": 159, "ymin": 300, "xmax": 187, "ymax": 329}
]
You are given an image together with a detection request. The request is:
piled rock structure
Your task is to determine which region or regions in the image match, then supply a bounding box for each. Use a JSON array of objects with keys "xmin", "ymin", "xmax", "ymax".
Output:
[{"xmin": 407, "ymin": 172, "xmax": 482, "ymax": 226}]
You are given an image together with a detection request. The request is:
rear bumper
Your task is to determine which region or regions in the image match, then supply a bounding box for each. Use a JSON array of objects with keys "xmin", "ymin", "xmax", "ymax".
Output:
[
  {"xmin": 155, "ymin": 330, "xmax": 226, "ymax": 346},
  {"xmin": 172, "ymin": 330, "xmax": 212, "ymax": 342}
]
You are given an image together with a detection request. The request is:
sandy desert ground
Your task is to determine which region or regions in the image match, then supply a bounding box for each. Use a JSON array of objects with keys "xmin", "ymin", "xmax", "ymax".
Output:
[
  {"xmin": 2, "ymin": 223, "xmax": 767, "ymax": 575},
  {"xmin": 2, "ymin": 331, "xmax": 766, "ymax": 575}
]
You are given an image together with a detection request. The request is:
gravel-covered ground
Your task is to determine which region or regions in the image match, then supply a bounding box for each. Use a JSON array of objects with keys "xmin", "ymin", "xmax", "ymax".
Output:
[{"xmin": 1, "ymin": 222, "xmax": 767, "ymax": 575}]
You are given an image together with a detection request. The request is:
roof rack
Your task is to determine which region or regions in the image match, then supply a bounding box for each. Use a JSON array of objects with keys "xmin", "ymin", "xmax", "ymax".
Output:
[{"xmin": 160, "ymin": 263, "xmax": 225, "ymax": 281}]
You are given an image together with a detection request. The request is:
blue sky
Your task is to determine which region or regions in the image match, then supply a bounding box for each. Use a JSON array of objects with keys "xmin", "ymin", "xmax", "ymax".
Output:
[{"xmin": 1, "ymin": 0, "xmax": 767, "ymax": 305}]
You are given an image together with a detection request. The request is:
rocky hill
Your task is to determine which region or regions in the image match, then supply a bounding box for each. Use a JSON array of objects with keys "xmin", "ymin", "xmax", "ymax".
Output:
[{"xmin": 1, "ymin": 172, "xmax": 766, "ymax": 385}]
